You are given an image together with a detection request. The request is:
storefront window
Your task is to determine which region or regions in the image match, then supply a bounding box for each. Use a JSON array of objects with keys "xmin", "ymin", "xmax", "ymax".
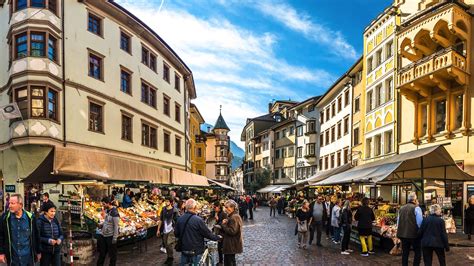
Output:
[
  {"xmin": 420, "ymin": 104, "xmax": 427, "ymax": 136},
  {"xmin": 435, "ymin": 99, "xmax": 446, "ymax": 133}
]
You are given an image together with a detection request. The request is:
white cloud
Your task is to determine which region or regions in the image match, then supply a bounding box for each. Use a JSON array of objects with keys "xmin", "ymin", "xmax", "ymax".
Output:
[
  {"xmin": 254, "ymin": 1, "xmax": 357, "ymax": 60},
  {"xmin": 116, "ymin": 0, "xmax": 335, "ymax": 148}
]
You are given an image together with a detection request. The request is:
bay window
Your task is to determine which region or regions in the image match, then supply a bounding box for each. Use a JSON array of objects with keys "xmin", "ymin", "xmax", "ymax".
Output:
[
  {"xmin": 12, "ymin": 85, "xmax": 59, "ymax": 122},
  {"xmin": 13, "ymin": 31, "xmax": 58, "ymax": 62}
]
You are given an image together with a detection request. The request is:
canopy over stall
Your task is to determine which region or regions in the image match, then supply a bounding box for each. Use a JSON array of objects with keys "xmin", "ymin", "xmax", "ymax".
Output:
[
  {"xmin": 22, "ymin": 146, "xmax": 171, "ymax": 184},
  {"xmin": 208, "ymin": 179, "xmax": 236, "ymax": 191},
  {"xmin": 257, "ymin": 184, "xmax": 289, "ymax": 193},
  {"xmin": 315, "ymin": 145, "xmax": 474, "ymax": 186},
  {"xmin": 171, "ymin": 168, "xmax": 209, "ymax": 187}
]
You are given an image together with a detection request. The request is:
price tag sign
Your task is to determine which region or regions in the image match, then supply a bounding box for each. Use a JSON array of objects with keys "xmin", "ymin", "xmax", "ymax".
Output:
[{"xmin": 5, "ymin": 185, "xmax": 15, "ymax": 193}]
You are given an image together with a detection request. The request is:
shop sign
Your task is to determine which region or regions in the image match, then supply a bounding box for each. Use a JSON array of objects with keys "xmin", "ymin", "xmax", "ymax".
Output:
[
  {"xmin": 49, "ymin": 189, "xmax": 60, "ymax": 194},
  {"xmin": 5, "ymin": 185, "xmax": 15, "ymax": 193}
]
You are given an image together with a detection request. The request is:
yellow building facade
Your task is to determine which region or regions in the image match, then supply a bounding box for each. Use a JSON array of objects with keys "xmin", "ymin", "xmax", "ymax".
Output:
[
  {"xmin": 349, "ymin": 59, "xmax": 364, "ymax": 166},
  {"xmin": 396, "ymin": 0, "xmax": 474, "ymax": 175},
  {"xmin": 362, "ymin": 7, "xmax": 399, "ymax": 163},
  {"xmin": 190, "ymin": 104, "xmax": 206, "ymax": 176}
]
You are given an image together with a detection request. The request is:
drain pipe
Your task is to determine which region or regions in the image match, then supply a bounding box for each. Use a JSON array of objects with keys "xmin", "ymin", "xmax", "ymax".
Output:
[{"xmin": 61, "ymin": 0, "xmax": 66, "ymax": 147}]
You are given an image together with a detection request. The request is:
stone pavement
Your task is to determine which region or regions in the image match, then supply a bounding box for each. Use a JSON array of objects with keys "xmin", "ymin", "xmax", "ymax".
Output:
[{"xmin": 101, "ymin": 207, "xmax": 474, "ymax": 265}]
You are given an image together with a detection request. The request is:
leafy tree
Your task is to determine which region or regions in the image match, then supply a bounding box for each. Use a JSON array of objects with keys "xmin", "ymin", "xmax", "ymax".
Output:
[{"xmin": 247, "ymin": 168, "xmax": 272, "ymax": 193}]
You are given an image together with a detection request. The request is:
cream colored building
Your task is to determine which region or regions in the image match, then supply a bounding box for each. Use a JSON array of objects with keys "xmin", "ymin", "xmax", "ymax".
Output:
[{"xmin": 0, "ymin": 0, "xmax": 196, "ymax": 196}]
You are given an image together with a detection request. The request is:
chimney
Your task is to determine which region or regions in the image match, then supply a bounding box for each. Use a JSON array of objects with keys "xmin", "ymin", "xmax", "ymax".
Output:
[{"xmin": 268, "ymin": 102, "xmax": 272, "ymax": 113}]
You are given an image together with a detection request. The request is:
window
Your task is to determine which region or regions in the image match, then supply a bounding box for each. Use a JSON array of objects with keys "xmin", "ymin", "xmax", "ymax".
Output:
[
  {"xmin": 376, "ymin": 49, "xmax": 383, "ymax": 66},
  {"xmin": 386, "ymin": 41, "xmax": 394, "ymax": 58},
  {"xmin": 15, "ymin": 33, "xmax": 27, "ymax": 59},
  {"xmin": 331, "ymin": 126, "xmax": 335, "ymax": 143},
  {"xmin": 142, "ymin": 46, "xmax": 156, "ymax": 71},
  {"xmin": 420, "ymin": 104, "xmax": 428, "ymax": 136},
  {"xmin": 320, "ymin": 111, "xmax": 324, "ymax": 124},
  {"xmin": 435, "ymin": 99, "xmax": 446, "ymax": 133},
  {"xmin": 319, "ymin": 159, "xmax": 323, "ymax": 171},
  {"xmin": 275, "ymin": 131, "xmax": 280, "ymax": 140},
  {"xmin": 325, "ymin": 108, "xmax": 330, "ymax": 122},
  {"xmin": 374, "ymin": 134, "xmax": 382, "ymax": 156},
  {"xmin": 354, "ymin": 97, "xmax": 360, "ymax": 113},
  {"xmin": 142, "ymin": 123, "xmax": 157, "ymax": 148},
  {"xmin": 88, "ymin": 52, "xmax": 102, "ymax": 80},
  {"xmin": 163, "ymin": 95, "xmax": 170, "ymax": 116},
  {"xmin": 296, "ymin": 126, "xmax": 303, "ymax": 137},
  {"xmin": 353, "ymin": 127, "xmax": 360, "ymax": 145},
  {"xmin": 308, "ymin": 104, "xmax": 315, "ymax": 112},
  {"xmin": 275, "ymin": 149, "xmax": 280, "ymax": 159},
  {"xmin": 297, "ymin": 147, "xmax": 303, "ymax": 158},
  {"xmin": 163, "ymin": 132, "xmax": 170, "ymax": 152},
  {"xmin": 367, "ymin": 57, "xmax": 373, "ymax": 72},
  {"xmin": 150, "ymin": 54, "xmax": 156, "ymax": 72},
  {"xmin": 282, "ymin": 129, "xmax": 286, "ymax": 137},
  {"xmin": 30, "ymin": 32, "xmax": 45, "ymax": 57},
  {"xmin": 325, "ymin": 156, "xmax": 329, "ymax": 169},
  {"xmin": 48, "ymin": 0, "xmax": 57, "ymax": 14},
  {"xmin": 384, "ymin": 131, "xmax": 393, "ymax": 154},
  {"xmin": 366, "ymin": 138, "xmax": 372, "ymax": 158},
  {"xmin": 47, "ymin": 90, "xmax": 57, "ymax": 121},
  {"xmin": 306, "ymin": 143, "xmax": 315, "ymax": 156},
  {"xmin": 175, "ymin": 137, "xmax": 181, "ymax": 156},
  {"xmin": 47, "ymin": 36, "xmax": 56, "ymax": 61},
  {"xmin": 454, "ymin": 95, "xmax": 463, "ymax": 130},
  {"xmin": 344, "ymin": 90, "xmax": 350, "ymax": 107},
  {"xmin": 325, "ymin": 130, "xmax": 330, "ymax": 146},
  {"xmin": 16, "ymin": 0, "xmax": 27, "ymax": 11},
  {"xmin": 282, "ymin": 147, "xmax": 287, "ymax": 158},
  {"xmin": 120, "ymin": 69, "xmax": 131, "ymax": 94},
  {"xmin": 197, "ymin": 147, "xmax": 202, "ymax": 157},
  {"xmin": 88, "ymin": 13, "xmax": 102, "ymax": 36},
  {"xmin": 343, "ymin": 148, "xmax": 349, "ymax": 164},
  {"xmin": 288, "ymin": 146, "xmax": 294, "ymax": 157},
  {"xmin": 289, "ymin": 126, "xmax": 294, "ymax": 135},
  {"xmin": 121, "ymin": 115, "xmax": 132, "ymax": 141},
  {"xmin": 31, "ymin": 0, "xmax": 45, "ymax": 8},
  {"xmin": 337, "ymin": 151, "xmax": 341, "ymax": 167},
  {"xmin": 163, "ymin": 63, "xmax": 170, "ymax": 82},
  {"xmin": 385, "ymin": 79, "xmax": 393, "ymax": 102},
  {"xmin": 375, "ymin": 84, "xmax": 382, "ymax": 107},
  {"xmin": 337, "ymin": 96, "xmax": 342, "ymax": 112},
  {"xmin": 89, "ymin": 102, "xmax": 103, "ymax": 133},
  {"xmin": 344, "ymin": 116, "xmax": 349, "ymax": 135},
  {"xmin": 120, "ymin": 32, "xmax": 131, "ymax": 53},
  {"xmin": 141, "ymin": 82, "xmax": 156, "ymax": 108},
  {"xmin": 320, "ymin": 134, "xmax": 324, "ymax": 147},
  {"xmin": 330, "ymin": 153, "xmax": 335, "ymax": 168},
  {"xmin": 331, "ymin": 102, "xmax": 336, "ymax": 117},
  {"xmin": 141, "ymin": 47, "xmax": 149, "ymax": 64},
  {"xmin": 175, "ymin": 73, "xmax": 181, "ymax": 92},
  {"xmin": 367, "ymin": 90, "xmax": 373, "ymax": 112},
  {"xmin": 175, "ymin": 103, "xmax": 181, "ymax": 123},
  {"xmin": 337, "ymin": 122, "xmax": 342, "ymax": 139},
  {"xmin": 197, "ymin": 170, "xmax": 202, "ymax": 175},
  {"xmin": 31, "ymin": 87, "xmax": 45, "ymax": 118},
  {"xmin": 15, "ymin": 88, "xmax": 28, "ymax": 119}
]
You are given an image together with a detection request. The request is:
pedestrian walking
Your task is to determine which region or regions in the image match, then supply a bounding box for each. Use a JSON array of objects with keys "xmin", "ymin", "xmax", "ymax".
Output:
[
  {"xmin": 296, "ymin": 200, "xmax": 312, "ymax": 249},
  {"xmin": 211, "ymin": 201, "xmax": 227, "ymax": 265},
  {"xmin": 238, "ymin": 196, "xmax": 248, "ymax": 220},
  {"xmin": 418, "ymin": 204, "xmax": 449, "ymax": 266},
  {"xmin": 464, "ymin": 195, "xmax": 474, "ymax": 240},
  {"xmin": 340, "ymin": 200, "xmax": 353, "ymax": 255},
  {"xmin": 157, "ymin": 197, "xmax": 179, "ymax": 265},
  {"xmin": 277, "ymin": 196, "xmax": 285, "ymax": 215},
  {"xmin": 354, "ymin": 197, "xmax": 375, "ymax": 257},
  {"xmin": 326, "ymin": 196, "xmax": 335, "ymax": 239},
  {"xmin": 252, "ymin": 195, "xmax": 258, "ymax": 211},
  {"xmin": 37, "ymin": 202, "xmax": 63, "ymax": 266},
  {"xmin": 220, "ymin": 200, "xmax": 243, "ymax": 266},
  {"xmin": 269, "ymin": 197, "xmax": 277, "ymax": 217},
  {"xmin": 397, "ymin": 192, "xmax": 423, "ymax": 266},
  {"xmin": 97, "ymin": 197, "xmax": 119, "ymax": 266},
  {"xmin": 309, "ymin": 196, "xmax": 327, "ymax": 246},
  {"xmin": 246, "ymin": 195, "xmax": 254, "ymax": 220},
  {"xmin": 331, "ymin": 199, "xmax": 342, "ymax": 244},
  {"xmin": 0, "ymin": 194, "xmax": 41, "ymax": 265},
  {"xmin": 175, "ymin": 199, "xmax": 221, "ymax": 266},
  {"xmin": 39, "ymin": 192, "xmax": 51, "ymax": 213}
]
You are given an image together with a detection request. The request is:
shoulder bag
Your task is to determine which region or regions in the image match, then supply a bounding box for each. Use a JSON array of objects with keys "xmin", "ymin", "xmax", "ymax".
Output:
[{"xmin": 175, "ymin": 214, "xmax": 194, "ymax": 252}]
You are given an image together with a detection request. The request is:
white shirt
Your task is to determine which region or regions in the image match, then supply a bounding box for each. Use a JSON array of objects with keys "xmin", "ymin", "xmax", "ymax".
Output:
[{"xmin": 164, "ymin": 219, "xmax": 173, "ymax": 234}]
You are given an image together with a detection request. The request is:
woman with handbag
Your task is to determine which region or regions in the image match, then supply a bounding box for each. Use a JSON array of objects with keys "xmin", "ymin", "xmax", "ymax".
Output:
[{"xmin": 296, "ymin": 200, "xmax": 312, "ymax": 249}]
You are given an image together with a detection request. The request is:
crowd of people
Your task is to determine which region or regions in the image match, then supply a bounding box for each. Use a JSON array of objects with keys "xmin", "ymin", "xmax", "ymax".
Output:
[{"xmin": 287, "ymin": 192, "xmax": 474, "ymax": 266}]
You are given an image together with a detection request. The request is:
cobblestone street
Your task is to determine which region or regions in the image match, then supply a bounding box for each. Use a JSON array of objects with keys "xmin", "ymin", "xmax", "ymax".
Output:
[{"xmin": 108, "ymin": 207, "xmax": 474, "ymax": 265}]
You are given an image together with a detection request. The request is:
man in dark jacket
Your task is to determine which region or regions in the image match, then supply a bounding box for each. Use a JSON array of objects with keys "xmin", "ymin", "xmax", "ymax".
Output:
[
  {"xmin": 397, "ymin": 192, "xmax": 423, "ymax": 266},
  {"xmin": 98, "ymin": 197, "xmax": 120, "ymax": 266},
  {"xmin": 418, "ymin": 204, "xmax": 449, "ymax": 266},
  {"xmin": 0, "ymin": 194, "xmax": 41, "ymax": 265},
  {"xmin": 238, "ymin": 196, "xmax": 248, "ymax": 220},
  {"xmin": 309, "ymin": 196, "xmax": 327, "ymax": 246},
  {"xmin": 157, "ymin": 197, "xmax": 179, "ymax": 265},
  {"xmin": 175, "ymin": 199, "xmax": 221, "ymax": 265}
]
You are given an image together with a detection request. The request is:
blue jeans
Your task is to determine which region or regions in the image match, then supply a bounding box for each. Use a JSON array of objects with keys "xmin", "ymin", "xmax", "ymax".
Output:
[
  {"xmin": 333, "ymin": 226, "xmax": 341, "ymax": 242},
  {"xmin": 180, "ymin": 253, "xmax": 203, "ymax": 266}
]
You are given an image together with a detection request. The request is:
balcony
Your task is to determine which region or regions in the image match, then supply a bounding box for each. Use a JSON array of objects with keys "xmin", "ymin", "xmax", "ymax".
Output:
[
  {"xmin": 216, "ymin": 156, "xmax": 229, "ymax": 163},
  {"xmin": 398, "ymin": 48, "xmax": 468, "ymax": 96},
  {"xmin": 216, "ymin": 140, "xmax": 228, "ymax": 146}
]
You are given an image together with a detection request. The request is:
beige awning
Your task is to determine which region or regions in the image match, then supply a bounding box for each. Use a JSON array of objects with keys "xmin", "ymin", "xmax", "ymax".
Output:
[
  {"xmin": 315, "ymin": 145, "xmax": 474, "ymax": 186},
  {"xmin": 208, "ymin": 179, "xmax": 236, "ymax": 190},
  {"xmin": 171, "ymin": 168, "xmax": 209, "ymax": 187},
  {"xmin": 53, "ymin": 147, "xmax": 170, "ymax": 184}
]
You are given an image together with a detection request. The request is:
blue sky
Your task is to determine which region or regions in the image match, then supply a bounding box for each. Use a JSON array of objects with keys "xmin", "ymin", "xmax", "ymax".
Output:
[{"xmin": 116, "ymin": 0, "xmax": 392, "ymax": 148}]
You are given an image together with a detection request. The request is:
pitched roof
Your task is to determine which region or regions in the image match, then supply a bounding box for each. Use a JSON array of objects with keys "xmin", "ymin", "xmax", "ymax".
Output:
[{"xmin": 213, "ymin": 113, "xmax": 230, "ymax": 131}]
